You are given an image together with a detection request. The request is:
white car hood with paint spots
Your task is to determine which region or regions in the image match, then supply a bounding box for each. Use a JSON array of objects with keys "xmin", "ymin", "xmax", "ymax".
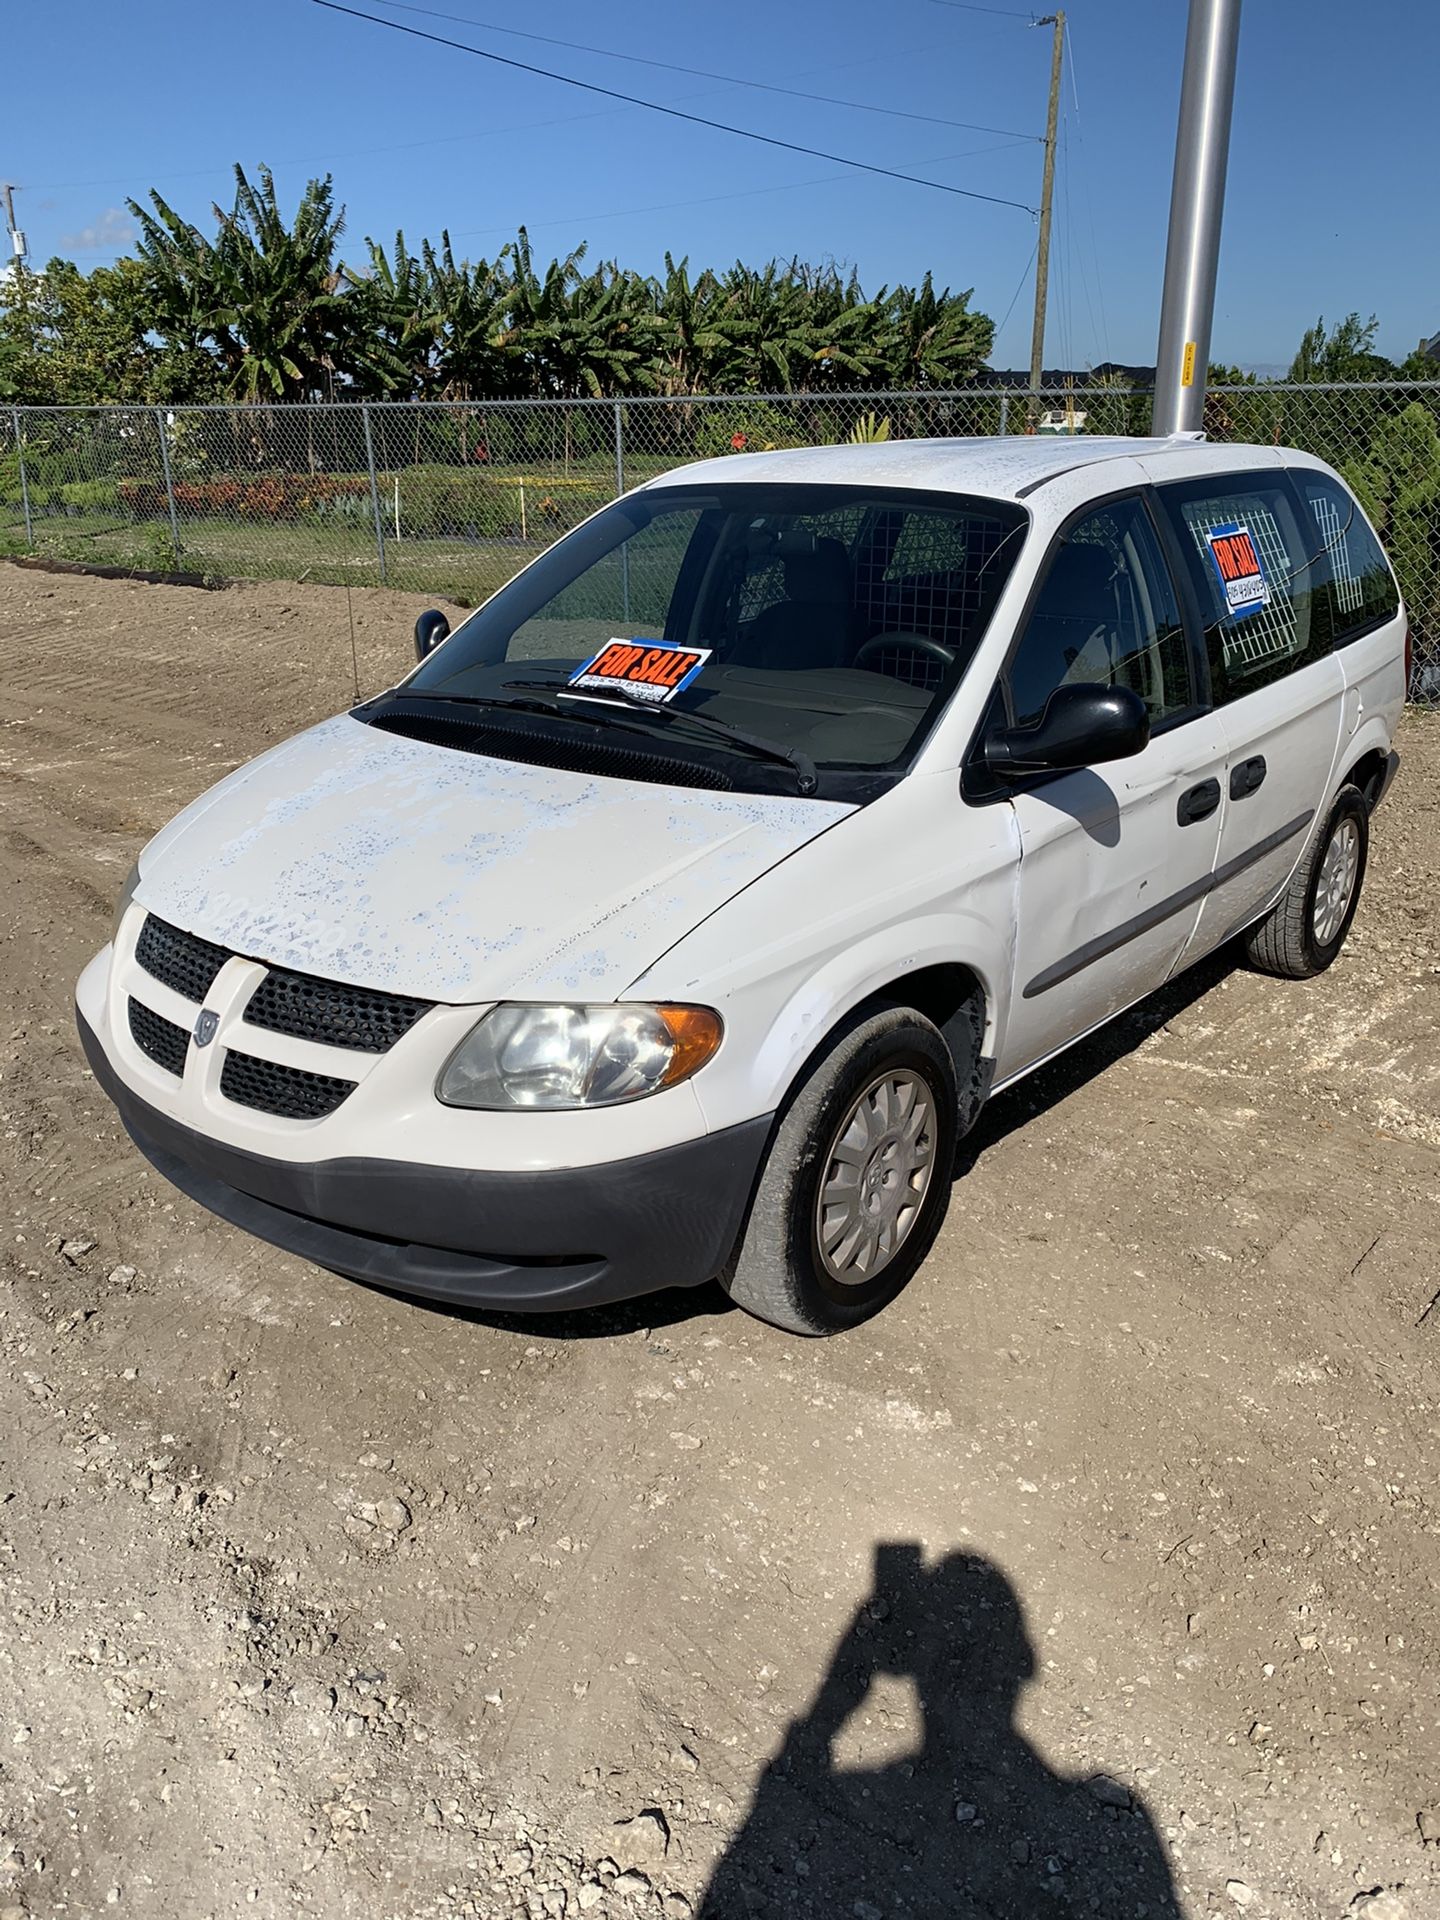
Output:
[{"xmin": 133, "ymin": 714, "xmax": 852, "ymax": 1004}]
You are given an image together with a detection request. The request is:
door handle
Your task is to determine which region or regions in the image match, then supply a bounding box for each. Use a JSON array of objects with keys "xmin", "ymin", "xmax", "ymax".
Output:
[
  {"xmin": 1176, "ymin": 777, "xmax": 1222, "ymax": 825},
  {"xmin": 1229, "ymin": 755, "xmax": 1267, "ymax": 800}
]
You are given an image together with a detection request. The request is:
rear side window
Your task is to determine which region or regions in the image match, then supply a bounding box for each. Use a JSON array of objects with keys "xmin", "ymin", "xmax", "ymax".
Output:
[
  {"xmin": 1291, "ymin": 472, "xmax": 1400, "ymax": 645},
  {"xmin": 1158, "ymin": 474, "xmax": 1328, "ymax": 702}
]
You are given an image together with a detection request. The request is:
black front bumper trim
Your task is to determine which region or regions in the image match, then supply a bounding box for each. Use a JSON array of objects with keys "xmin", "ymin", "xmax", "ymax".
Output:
[{"xmin": 78, "ymin": 1007, "xmax": 771, "ymax": 1314}]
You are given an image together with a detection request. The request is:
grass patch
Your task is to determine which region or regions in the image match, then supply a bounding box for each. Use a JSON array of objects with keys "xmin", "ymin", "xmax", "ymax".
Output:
[{"xmin": 0, "ymin": 509, "xmax": 549, "ymax": 605}]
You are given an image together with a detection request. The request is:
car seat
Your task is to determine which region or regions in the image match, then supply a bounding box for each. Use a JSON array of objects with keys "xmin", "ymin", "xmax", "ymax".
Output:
[{"xmin": 733, "ymin": 535, "xmax": 857, "ymax": 670}]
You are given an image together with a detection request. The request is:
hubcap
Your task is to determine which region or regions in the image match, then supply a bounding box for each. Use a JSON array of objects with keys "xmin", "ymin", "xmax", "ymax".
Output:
[
  {"xmin": 1313, "ymin": 817, "xmax": 1360, "ymax": 945},
  {"xmin": 814, "ymin": 1070, "xmax": 937, "ymax": 1286}
]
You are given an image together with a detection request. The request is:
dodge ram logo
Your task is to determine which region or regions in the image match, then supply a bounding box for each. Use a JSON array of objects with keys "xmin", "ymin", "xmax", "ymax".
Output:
[{"xmin": 193, "ymin": 1009, "xmax": 220, "ymax": 1048}]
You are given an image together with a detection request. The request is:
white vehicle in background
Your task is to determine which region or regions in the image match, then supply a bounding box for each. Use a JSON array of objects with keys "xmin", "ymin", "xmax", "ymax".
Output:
[{"xmin": 77, "ymin": 435, "xmax": 1406, "ymax": 1335}]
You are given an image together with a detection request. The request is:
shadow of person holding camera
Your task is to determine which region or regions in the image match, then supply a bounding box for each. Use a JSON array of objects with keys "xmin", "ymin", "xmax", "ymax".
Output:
[{"xmin": 701, "ymin": 1546, "xmax": 1179, "ymax": 1919}]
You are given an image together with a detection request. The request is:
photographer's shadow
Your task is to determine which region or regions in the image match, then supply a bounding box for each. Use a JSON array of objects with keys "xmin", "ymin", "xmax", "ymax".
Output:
[{"xmin": 702, "ymin": 1547, "xmax": 1178, "ymax": 1919}]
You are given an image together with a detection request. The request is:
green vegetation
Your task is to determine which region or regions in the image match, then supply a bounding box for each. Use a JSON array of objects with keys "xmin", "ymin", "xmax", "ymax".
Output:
[
  {"xmin": 1343, "ymin": 403, "xmax": 1440, "ymax": 662},
  {"xmin": 0, "ymin": 162, "xmax": 1434, "ymax": 658},
  {"xmin": 1287, "ymin": 313, "xmax": 1435, "ymax": 385},
  {"xmin": 0, "ymin": 164, "xmax": 995, "ymax": 407}
]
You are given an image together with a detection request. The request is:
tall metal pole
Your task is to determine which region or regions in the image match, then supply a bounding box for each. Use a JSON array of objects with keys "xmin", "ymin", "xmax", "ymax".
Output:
[
  {"xmin": 1027, "ymin": 11, "xmax": 1065, "ymax": 418},
  {"xmin": 1, "ymin": 184, "xmax": 26, "ymax": 269},
  {"xmin": 3, "ymin": 185, "xmax": 30, "ymax": 322},
  {"xmin": 1153, "ymin": 0, "xmax": 1243, "ymax": 436}
]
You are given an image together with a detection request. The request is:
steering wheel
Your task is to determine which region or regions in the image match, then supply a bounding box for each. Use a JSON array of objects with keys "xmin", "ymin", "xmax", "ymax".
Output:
[{"xmin": 853, "ymin": 631, "xmax": 958, "ymax": 687}]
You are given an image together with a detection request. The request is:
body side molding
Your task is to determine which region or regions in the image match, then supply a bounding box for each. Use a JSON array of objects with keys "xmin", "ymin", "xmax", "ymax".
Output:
[{"xmin": 1023, "ymin": 810, "xmax": 1315, "ymax": 999}]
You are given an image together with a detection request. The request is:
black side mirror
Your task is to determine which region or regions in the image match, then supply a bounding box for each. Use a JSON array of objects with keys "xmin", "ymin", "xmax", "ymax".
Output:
[
  {"xmin": 984, "ymin": 683, "xmax": 1150, "ymax": 779},
  {"xmin": 414, "ymin": 609, "xmax": 450, "ymax": 661}
]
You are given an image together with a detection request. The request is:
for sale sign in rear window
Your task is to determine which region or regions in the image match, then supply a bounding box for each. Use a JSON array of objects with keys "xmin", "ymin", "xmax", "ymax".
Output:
[
  {"xmin": 1205, "ymin": 522, "xmax": 1271, "ymax": 620},
  {"xmin": 568, "ymin": 638, "xmax": 712, "ymax": 704}
]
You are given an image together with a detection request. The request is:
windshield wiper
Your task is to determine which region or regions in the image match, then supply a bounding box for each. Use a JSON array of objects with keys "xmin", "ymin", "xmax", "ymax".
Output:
[
  {"xmin": 403, "ymin": 683, "xmax": 766, "ymax": 779},
  {"xmin": 398, "ymin": 688, "xmax": 599, "ymax": 726},
  {"xmin": 502, "ymin": 678, "xmax": 819, "ymax": 796}
]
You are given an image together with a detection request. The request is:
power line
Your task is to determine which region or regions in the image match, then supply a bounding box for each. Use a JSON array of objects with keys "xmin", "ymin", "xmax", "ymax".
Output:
[
  {"xmin": 926, "ymin": 1, "xmax": 1041, "ymax": 17},
  {"xmin": 368, "ymin": 0, "xmax": 1040, "ymax": 142},
  {"xmin": 310, "ymin": 0, "xmax": 1039, "ymax": 215},
  {"xmin": 445, "ymin": 139, "xmax": 1036, "ymax": 242},
  {"xmin": 27, "ymin": 32, "xmax": 970, "ymax": 194},
  {"xmin": 994, "ymin": 236, "xmax": 1039, "ymax": 344},
  {"xmin": 1062, "ymin": 17, "xmax": 1111, "ymax": 365}
]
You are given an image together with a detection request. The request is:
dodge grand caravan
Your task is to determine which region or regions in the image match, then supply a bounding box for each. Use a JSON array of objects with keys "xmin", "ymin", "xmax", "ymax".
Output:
[{"xmin": 76, "ymin": 435, "xmax": 1406, "ymax": 1334}]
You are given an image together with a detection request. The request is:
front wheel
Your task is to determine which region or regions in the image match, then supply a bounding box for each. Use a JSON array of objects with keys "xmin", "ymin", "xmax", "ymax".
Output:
[
  {"xmin": 723, "ymin": 1005, "xmax": 959, "ymax": 1336},
  {"xmin": 1244, "ymin": 784, "xmax": 1369, "ymax": 980}
]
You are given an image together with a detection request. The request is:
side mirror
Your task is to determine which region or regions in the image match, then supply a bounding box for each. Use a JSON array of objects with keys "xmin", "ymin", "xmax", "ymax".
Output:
[
  {"xmin": 414, "ymin": 609, "xmax": 450, "ymax": 661},
  {"xmin": 984, "ymin": 683, "xmax": 1150, "ymax": 779}
]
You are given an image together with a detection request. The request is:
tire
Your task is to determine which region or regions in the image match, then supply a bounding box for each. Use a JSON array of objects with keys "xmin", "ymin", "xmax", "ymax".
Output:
[
  {"xmin": 723, "ymin": 1004, "xmax": 959, "ymax": 1337},
  {"xmin": 1244, "ymin": 784, "xmax": 1369, "ymax": 980}
]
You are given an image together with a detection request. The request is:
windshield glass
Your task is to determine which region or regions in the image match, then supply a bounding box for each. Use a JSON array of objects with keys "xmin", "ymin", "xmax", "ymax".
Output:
[{"xmin": 402, "ymin": 484, "xmax": 1027, "ymax": 786}]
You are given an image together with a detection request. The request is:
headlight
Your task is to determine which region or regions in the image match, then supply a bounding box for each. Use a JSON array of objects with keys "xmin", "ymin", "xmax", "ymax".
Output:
[
  {"xmin": 111, "ymin": 860, "xmax": 142, "ymax": 949},
  {"xmin": 437, "ymin": 1002, "xmax": 723, "ymax": 1110}
]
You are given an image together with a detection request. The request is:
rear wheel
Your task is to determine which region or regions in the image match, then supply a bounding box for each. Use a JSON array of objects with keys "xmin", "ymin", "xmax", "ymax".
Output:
[
  {"xmin": 1244, "ymin": 785, "xmax": 1369, "ymax": 980},
  {"xmin": 723, "ymin": 1005, "xmax": 959, "ymax": 1336}
]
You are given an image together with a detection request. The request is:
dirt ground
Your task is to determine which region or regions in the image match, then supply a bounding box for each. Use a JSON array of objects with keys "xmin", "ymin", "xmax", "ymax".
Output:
[{"xmin": 1, "ymin": 563, "xmax": 1437, "ymax": 1920}]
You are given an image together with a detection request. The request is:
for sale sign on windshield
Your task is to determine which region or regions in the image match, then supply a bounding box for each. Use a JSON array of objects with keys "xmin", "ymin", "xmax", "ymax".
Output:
[
  {"xmin": 568, "ymin": 638, "xmax": 712, "ymax": 704},
  {"xmin": 1205, "ymin": 522, "xmax": 1271, "ymax": 620}
]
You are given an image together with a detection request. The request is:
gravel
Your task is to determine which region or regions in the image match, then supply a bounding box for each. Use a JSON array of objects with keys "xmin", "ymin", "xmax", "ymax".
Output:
[{"xmin": 1, "ymin": 567, "xmax": 1438, "ymax": 1919}]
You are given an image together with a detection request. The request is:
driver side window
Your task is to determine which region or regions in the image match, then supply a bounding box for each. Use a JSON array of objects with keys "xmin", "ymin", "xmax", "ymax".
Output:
[{"xmin": 1006, "ymin": 497, "xmax": 1194, "ymax": 729}]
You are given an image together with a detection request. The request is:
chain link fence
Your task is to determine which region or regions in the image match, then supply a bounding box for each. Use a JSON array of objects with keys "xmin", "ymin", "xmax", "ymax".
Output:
[{"xmin": 5, "ymin": 383, "xmax": 1438, "ymax": 700}]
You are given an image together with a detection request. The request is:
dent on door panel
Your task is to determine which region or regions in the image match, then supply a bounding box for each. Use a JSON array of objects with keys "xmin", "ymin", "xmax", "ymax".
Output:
[{"xmin": 1000, "ymin": 713, "xmax": 1228, "ymax": 1082}]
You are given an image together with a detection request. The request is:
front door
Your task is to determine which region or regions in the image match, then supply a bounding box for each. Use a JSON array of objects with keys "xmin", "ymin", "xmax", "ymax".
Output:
[{"xmin": 990, "ymin": 494, "xmax": 1228, "ymax": 1080}]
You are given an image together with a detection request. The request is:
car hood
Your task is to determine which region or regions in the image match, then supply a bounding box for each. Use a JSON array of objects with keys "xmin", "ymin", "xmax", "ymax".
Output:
[{"xmin": 133, "ymin": 713, "xmax": 852, "ymax": 1003}]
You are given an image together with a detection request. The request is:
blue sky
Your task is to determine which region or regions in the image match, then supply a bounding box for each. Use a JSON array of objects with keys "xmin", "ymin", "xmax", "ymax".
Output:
[{"xmin": 7, "ymin": 0, "xmax": 1436, "ymax": 373}]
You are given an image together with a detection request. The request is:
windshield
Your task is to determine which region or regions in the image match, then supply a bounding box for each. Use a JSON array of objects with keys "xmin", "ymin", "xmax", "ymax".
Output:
[{"xmin": 399, "ymin": 483, "xmax": 1028, "ymax": 795}]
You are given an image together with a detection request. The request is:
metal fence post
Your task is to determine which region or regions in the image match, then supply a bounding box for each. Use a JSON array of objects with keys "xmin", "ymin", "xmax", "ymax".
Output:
[
  {"xmin": 154, "ymin": 407, "xmax": 182, "ymax": 558},
  {"xmin": 361, "ymin": 404, "xmax": 388, "ymax": 585},
  {"xmin": 3, "ymin": 387, "xmax": 1435, "ymax": 704},
  {"xmin": 11, "ymin": 409, "xmax": 33, "ymax": 549},
  {"xmin": 614, "ymin": 399, "xmax": 630, "ymax": 621}
]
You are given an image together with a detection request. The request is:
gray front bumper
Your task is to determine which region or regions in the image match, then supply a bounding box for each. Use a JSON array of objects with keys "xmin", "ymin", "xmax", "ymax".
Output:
[{"xmin": 78, "ymin": 1005, "xmax": 771, "ymax": 1314}]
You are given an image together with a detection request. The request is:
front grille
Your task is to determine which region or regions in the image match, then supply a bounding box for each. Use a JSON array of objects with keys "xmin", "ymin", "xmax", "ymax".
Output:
[
  {"xmin": 129, "ymin": 997, "xmax": 189, "ymax": 1077},
  {"xmin": 135, "ymin": 914, "xmax": 231, "ymax": 1003},
  {"xmin": 244, "ymin": 967, "xmax": 430, "ymax": 1054},
  {"xmin": 220, "ymin": 1049, "xmax": 356, "ymax": 1121}
]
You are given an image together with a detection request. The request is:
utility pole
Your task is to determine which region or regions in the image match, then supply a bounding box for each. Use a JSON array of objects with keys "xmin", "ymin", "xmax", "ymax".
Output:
[
  {"xmin": 1152, "ymin": 0, "xmax": 1243, "ymax": 436},
  {"xmin": 1027, "ymin": 10, "xmax": 1065, "ymax": 422}
]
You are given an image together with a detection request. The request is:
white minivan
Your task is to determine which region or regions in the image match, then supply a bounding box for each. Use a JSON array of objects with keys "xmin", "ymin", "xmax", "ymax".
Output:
[{"xmin": 76, "ymin": 435, "xmax": 1406, "ymax": 1334}]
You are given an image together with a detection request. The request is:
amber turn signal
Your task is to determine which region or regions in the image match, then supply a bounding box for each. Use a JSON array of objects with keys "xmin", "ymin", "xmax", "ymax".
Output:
[{"xmin": 655, "ymin": 1004, "xmax": 725, "ymax": 1087}]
